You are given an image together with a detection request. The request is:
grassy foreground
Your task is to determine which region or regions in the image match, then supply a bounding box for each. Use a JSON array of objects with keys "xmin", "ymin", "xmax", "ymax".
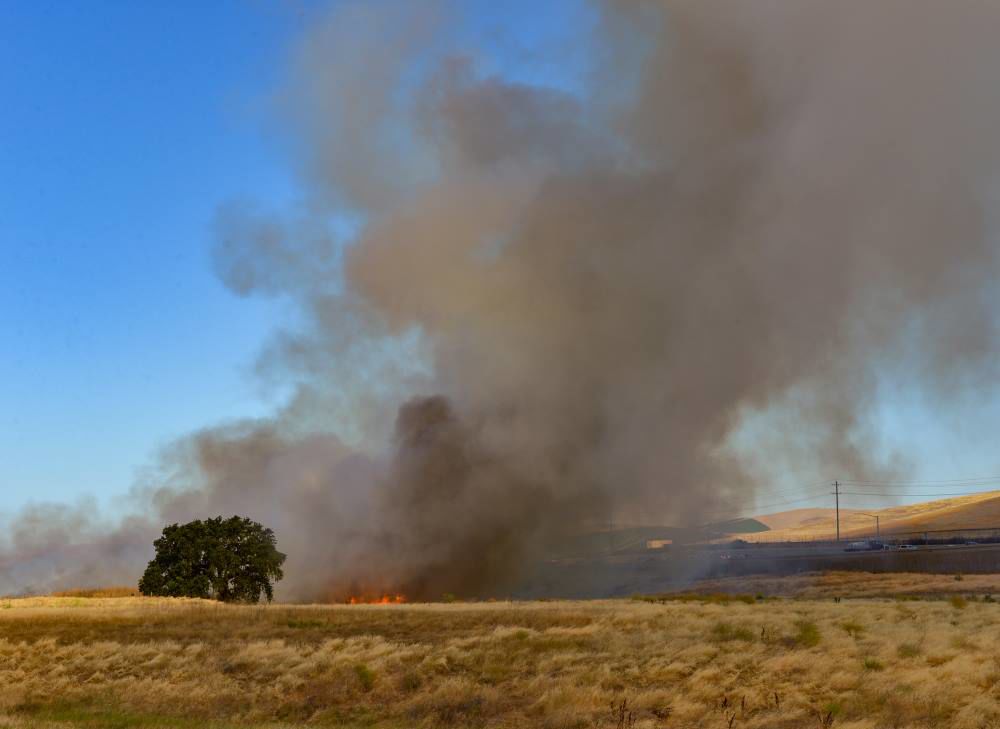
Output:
[{"xmin": 2, "ymin": 577, "xmax": 1000, "ymax": 728}]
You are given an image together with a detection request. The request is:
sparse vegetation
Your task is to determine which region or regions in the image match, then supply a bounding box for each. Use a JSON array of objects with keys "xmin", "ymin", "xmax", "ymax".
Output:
[
  {"xmin": 354, "ymin": 663, "xmax": 377, "ymax": 692},
  {"xmin": 841, "ymin": 619, "xmax": 865, "ymax": 638},
  {"xmin": 710, "ymin": 621, "xmax": 755, "ymax": 642},
  {"xmin": 671, "ymin": 570, "xmax": 1000, "ymax": 599},
  {"xmin": 633, "ymin": 591, "xmax": 757, "ymax": 605},
  {"xmin": 1, "ymin": 583, "xmax": 998, "ymax": 728},
  {"xmin": 792, "ymin": 619, "xmax": 821, "ymax": 647}
]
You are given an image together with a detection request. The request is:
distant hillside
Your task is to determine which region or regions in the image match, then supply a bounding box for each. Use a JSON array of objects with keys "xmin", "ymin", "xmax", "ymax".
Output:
[
  {"xmin": 709, "ymin": 517, "xmax": 770, "ymax": 534},
  {"xmin": 881, "ymin": 491, "xmax": 1000, "ymax": 533},
  {"xmin": 735, "ymin": 490, "xmax": 1000, "ymax": 541},
  {"xmin": 754, "ymin": 507, "xmax": 860, "ymax": 532}
]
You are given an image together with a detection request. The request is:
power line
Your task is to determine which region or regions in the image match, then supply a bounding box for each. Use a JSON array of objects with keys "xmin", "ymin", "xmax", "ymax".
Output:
[
  {"xmin": 837, "ymin": 477, "xmax": 1000, "ymax": 486},
  {"xmin": 838, "ymin": 483, "xmax": 1000, "ymax": 491},
  {"xmin": 754, "ymin": 483, "xmax": 843, "ymax": 497},
  {"xmin": 697, "ymin": 491, "xmax": 831, "ymax": 522},
  {"xmin": 839, "ymin": 490, "xmax": 999, "ymax": 497},
  {"xmin": 671, "ymin": 478, "xmax": 1000, "ymax": 529},
  {"xmin": 747, "ymin": 493, "xmax": 831, "ymax": 511},
  {"xmin": 834, "ymin": 480, "xmax": 840, "ymax": 542}
]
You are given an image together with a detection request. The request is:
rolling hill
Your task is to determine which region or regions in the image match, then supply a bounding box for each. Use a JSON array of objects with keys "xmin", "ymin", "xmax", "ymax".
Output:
[{"xmin": 736, "ymin": 490, "xmax": 1000, "ymax": 541}]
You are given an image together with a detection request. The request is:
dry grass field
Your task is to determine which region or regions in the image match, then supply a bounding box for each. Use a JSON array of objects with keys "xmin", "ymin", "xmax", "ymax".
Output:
[
  {"xmin": 3, "ymin": 575, "xmax": 1000, "ymax": 728},
  {"xmin": 679, "ymin": 570, "xmax": 1000, "ymax": 600}
]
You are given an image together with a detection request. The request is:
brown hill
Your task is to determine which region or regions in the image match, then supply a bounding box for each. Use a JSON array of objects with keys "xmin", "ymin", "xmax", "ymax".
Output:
[
  {"xmin": 754, "ymin": 507, "xmax": 860, "ymax": 532},
  {"xmin": 736, "ymin": 490, "xmax": 1000, "ymax": 541}
]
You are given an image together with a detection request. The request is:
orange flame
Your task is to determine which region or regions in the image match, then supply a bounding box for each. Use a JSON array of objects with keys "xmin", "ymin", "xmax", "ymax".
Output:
[{"xmin": 347, "ymin": 593, "xmax": 406, "ymax": 605}]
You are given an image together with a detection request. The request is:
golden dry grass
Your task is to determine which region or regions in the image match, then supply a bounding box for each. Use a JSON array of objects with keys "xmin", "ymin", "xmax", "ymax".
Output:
[
  {"xmin": 3, "ymin": 577, "xmax": 1000, "ymax": 727},
  {"xmin": 47, "ymin": 586, "xmax": 141, "ymax": 599},
  {"xmin": 669, "ymin": 570, "xmax": 1000, "ymax": 599},
  {"xmin": 753, "ymin": 507, "xmax": 860, "ymax": 532},
  {"xmin": 741, "ymin": 491, "xmax": 1000, "ymax": 541}
]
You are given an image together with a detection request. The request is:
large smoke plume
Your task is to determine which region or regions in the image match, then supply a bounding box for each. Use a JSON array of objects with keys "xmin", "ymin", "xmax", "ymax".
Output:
[{"xmin": 5, "ymin": 0, "xmax": 1000, "ymax": 599}]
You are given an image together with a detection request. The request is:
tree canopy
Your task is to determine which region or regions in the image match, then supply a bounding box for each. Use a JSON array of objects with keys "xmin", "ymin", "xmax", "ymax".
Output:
[{"xmin": 138, "ymin": 516, "xmax": 285, "ymax": 602}]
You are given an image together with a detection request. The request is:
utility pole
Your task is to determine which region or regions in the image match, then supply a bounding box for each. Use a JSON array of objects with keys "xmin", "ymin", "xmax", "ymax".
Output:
[
  {"xmin": 859, "ymin": 513, "xmax": 880, "ymax": 540},
  {"xmin": 608, "ymin": 507, "xmax": 614, "ymax": 553},
  {"xmin": 834, "ymin": 481, "xmax": 841, "ymax": 542}
]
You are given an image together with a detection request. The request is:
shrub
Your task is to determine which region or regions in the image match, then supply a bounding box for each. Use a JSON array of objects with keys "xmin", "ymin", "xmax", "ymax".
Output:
[
  {"xmin": 285, "ymin": 618, "xmax": 324, "ymax": 629},
  {"xmin": 949, "ymin": 595, "xmax": 968, "ymax": 610},
  {"xmin": 400, "ymin": 671, "xmax": 423, "ymax": 692},
  {"xmin": 793, "ymin": 620, "xmax": 821, "ymax": 648},
  {"xmin": 823, "ymin": 701, "xmax": 843, "ymax": 718},
  {"xmin": 863, "ymin": 657, "xmax": 884, "ymax": 671},
  {"xmin": 841, "ymin": 620, "xmax": 865, "ymax": 638},
  {"xmin": 711, "ymin": 622, "xmax": 755, "ymax": 642},
  {"xmin": 354, "ymin": 664, "xmax": 376, "ymax": 692},
  {"xmin": 897, "ymin": 642, "xmax": 922, "ymax": 658}
]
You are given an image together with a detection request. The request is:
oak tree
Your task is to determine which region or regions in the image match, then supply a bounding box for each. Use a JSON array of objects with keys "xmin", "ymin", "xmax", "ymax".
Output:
[{"xmin": 138, "ymin": 516, "xmax": 285, "ymax": 602}]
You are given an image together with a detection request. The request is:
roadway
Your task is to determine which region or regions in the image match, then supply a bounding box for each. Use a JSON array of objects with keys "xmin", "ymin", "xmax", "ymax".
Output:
[{"xmin": 526, "ymin": 542, "xmax": 1000, "ymax": 598}]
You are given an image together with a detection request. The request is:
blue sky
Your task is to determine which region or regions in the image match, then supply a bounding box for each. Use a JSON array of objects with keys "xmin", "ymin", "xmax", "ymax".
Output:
[
  {"xmin": 0, "ymin": 0, "xmax": 589, "ymax": 514},
  {"xmin": 0, "ymin": 1, "xmax": 310, "ymax": 511}
]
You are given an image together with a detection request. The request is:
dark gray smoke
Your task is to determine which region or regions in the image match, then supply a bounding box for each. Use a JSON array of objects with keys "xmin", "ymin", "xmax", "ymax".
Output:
[{"xmin": 5, "ymin": 0, "xmax": 1000, "ymax": 599}]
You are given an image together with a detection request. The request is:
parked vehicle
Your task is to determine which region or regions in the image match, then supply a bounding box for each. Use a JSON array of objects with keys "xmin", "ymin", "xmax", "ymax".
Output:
[{"xmin": 845, "ymin": 540, "xmax": 882, "ymax": 552}]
